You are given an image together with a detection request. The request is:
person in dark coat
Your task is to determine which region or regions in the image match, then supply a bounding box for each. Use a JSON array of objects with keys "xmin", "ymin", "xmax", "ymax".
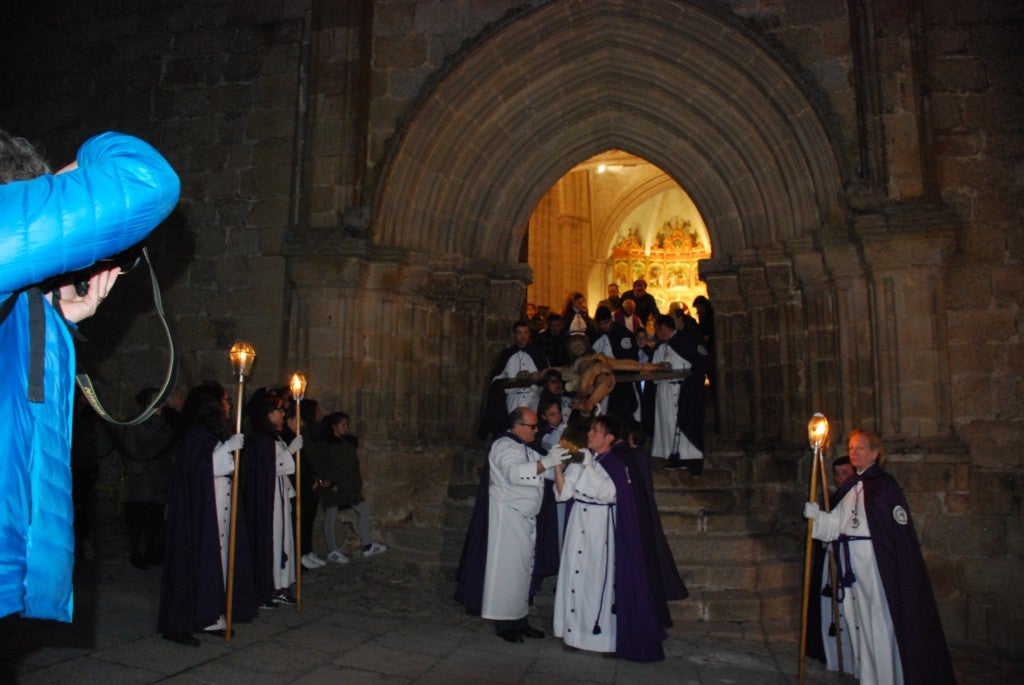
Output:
[
  {"xmin": 116, "ymin": 386, "xmax": 175, "ymax": 569},
  {"xmin": 535, "ymin": 312, "xmax": 569, "ymax": 366},
  {"xmin": 157, "ymin": 382, "xmax": 254, "ymax": 646},
  {"xmin": 308, "ymin": 412, "xmax": 388, "ymax": 563},
  {"xmin": 620, "ymin": 278, "xmax": 660, "ymax": 326},
  {"xmin": 804, "ymin": 429, "xmax": 955, "ymax": 684}
]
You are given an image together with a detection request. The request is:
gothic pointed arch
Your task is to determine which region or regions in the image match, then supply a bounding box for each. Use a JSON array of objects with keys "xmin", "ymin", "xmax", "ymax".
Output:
[{"xmin": 372, "ymin": 0, "xmax": 845, "ymax": 268}]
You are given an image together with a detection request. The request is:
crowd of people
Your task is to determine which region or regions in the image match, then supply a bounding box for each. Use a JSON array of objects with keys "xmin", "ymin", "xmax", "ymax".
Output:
[
  {"xmin": 461, "ymin": 281, "xmax": 715, "ymax": 660},
  {"xmin": 480, "ymin": 279, "xmax": 715, "ymax": 475},
  {"xmin": 68, "ymin": 381, "xmax": 388, "ymax": 646}
]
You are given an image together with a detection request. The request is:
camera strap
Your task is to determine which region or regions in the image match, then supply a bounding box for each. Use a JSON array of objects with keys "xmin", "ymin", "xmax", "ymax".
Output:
[{"xmin": 75, "ymin": 247, "xmax": 178, "ymax": 426}]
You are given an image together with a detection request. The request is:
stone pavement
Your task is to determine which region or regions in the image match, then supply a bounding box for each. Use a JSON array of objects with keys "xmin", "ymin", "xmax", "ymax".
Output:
[{"xmin": 1, "ymin": 499, "xmax": 1017, "ymax": 685}]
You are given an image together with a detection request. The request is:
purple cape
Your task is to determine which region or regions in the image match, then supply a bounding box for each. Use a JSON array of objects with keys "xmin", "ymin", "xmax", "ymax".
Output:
[
  {"xmin": 157, "ymin": 425, "xmax": 256, "ymax": 635},
  {"xmin": 852, "ymin": 464, "xmax": 955, "ymax": 685},
  {"xmin": 240, "ymin": 431, "xmax": 278, "ymax": 606},
  {"xmin": 601, "ymin": 442, "xmax": 688, "ymax": 662}
]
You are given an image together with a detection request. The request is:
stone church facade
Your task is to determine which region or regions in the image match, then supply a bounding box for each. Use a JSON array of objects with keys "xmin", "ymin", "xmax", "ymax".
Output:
[{"xmin": 2, "ymin": 0, "xmax": 1020, "ymax": 652}]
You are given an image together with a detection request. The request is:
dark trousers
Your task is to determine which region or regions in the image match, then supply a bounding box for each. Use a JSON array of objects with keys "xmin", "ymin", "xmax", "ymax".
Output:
[
  {"xmin": 299, "ymin": 492, "xmax": 319, "ymax": 555},
  {"xmin": 124, "ymin": 501, "xmax": 165, "ymax": 563}
]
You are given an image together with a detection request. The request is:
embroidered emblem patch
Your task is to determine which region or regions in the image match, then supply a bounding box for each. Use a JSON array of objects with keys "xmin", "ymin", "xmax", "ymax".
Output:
[
  {"xmin": 893, "ymin": 505, "xmax": 908, "ymax": 525},
  {"xmin": 620, "ymin": 338, "xmax": 633, "ymax": 350}
]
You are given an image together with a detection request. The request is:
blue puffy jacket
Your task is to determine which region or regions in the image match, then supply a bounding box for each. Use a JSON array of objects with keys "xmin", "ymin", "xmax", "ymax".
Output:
[{"xmin": 0, "ymin": 132, "xmax": 180, "ymax": 621}]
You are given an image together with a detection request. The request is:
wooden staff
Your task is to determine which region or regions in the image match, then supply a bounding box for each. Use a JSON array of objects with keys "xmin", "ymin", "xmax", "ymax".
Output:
[
  {"xmin": 289, "ymin": 373, "xmax": 307, "ymax": 612},
  {"xmin": 226, "ymin": 341, "xmax": 254, "ymax": 642},
  {"xmin": 798, "ymin": 445, "xmax": 821, "ymax": 684},
  {"xmin": 225, "ymin": 377, "xmax": 245, "ymax": 642},
  {"xmin": 293, "ymin": 402, "xmax": 303, "ymax": 611},
  {"xmin": 798, "ymin": 413, "xmax": 830, "ymax": 685}
]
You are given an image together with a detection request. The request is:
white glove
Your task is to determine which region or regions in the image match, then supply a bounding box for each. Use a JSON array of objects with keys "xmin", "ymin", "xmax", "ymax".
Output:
[
  {"xmin": 287, "ymin": 435, "xmax": 304, "ymax": 454},
  {"xmin": 213, "ymin": 433, "xmax": 244, "ymax": 461},
  {"xmin": 540, "ymin": 446, "xmax": 572, "ymax": 469},
  {"xmin": 803, "ymin": 502, "xmax": 820, "ymax": 520}
]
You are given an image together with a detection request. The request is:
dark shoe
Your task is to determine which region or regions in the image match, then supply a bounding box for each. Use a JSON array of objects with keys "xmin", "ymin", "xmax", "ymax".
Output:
[
  {"xmin": 520, "ymin": 625, "xmax": 545, "ymax": 639},
  {"xmin": 272, "ymin": 592, "xmax": 297, "ymax": 605},
  {"xmin": 497, "ymin": 630, "xmax": 524, "ymax": 643},
  {"xmin": 664, "ymin": 456, "xmax": 685, "ymax": 470},
  {"xmin": 163, "ymin": 633, "xmax": 200, "ymax": 647},
  {"xmin": 259, "ymin": 601, "xmax": 278, "ymax": 610}
]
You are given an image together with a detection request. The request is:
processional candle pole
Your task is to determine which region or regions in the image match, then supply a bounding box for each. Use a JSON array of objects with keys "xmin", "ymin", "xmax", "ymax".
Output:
[
  {"xmin": 798, "ymin": 413, "xmax": 830, "ymax": 684},
  {"xmin": 225, "ymin": 341, "xmax": 255, "ymax": 642},
  {"xmin": 290, "ymin": 372, "xmax": 307, "ymax": 612}
]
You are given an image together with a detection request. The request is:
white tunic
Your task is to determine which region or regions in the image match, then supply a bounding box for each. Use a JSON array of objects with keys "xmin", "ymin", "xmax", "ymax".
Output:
[
  {"xmin": 495, "ymin": 348, "xmax": 542, "ymax": 413},
  {"xmin": 272, "ymin": 439, "xmax": 296, "ymax": 591},
  {"xmin": 818, "ymin": 542, "xmax": 855, "ymax": 673},
  {"xmin": 650, "ymin": 340, "xmax": 700, "ymax": 460},
  {"xmin": 481, "ymin": 435, "xmax": 545, "ymax": 621},
  {"xmin": 212, "ymin": 442, "xmax": 236, "ymax": 584},
  {"xmin": 812, "ymin": 483, "xmax": 903, "ymax": 685},
  {"xmin": 553, "ymin": 455, "xmax": 617, "ymax": 653}
]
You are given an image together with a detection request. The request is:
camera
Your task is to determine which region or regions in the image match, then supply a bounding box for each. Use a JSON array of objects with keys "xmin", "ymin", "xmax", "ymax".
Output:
[{"xmin": 73, "ymin": 244, "xmax": 145, "ymax": 296}]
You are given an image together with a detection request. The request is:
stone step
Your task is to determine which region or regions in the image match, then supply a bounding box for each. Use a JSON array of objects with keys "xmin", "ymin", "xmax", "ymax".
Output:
[
  {"xmin": 679, "ymin": 558, "xmax": 801, "ymax": 592},
  {"xmin": 669, "ymin": 587, "xmax": 801, "ymax": 625}
]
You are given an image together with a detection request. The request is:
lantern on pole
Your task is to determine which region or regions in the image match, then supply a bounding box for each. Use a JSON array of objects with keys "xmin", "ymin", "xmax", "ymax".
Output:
[
  {"xmin": 289, "ymin": 372, "xmax": 307, "ymax": 612},
  {"xmin": 225, "ymin": 341, "xmax": 255, "ymax": 641},
  {"xmin": 798, "ymin": 412, "xmax": 830, "ymax": 683}
]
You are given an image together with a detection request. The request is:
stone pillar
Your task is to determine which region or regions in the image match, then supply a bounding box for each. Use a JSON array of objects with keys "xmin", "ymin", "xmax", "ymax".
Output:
[
  {"xmin": 855, "ymin": 207, "xmax": 957, "ymax": 438},
  {"xmin": 701, "ymin": 264, "xmax": 750, "ymax": 443}
]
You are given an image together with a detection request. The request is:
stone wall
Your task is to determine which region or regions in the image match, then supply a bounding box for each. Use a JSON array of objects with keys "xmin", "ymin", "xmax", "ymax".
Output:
[{"xmin": 1, "ymin": 0, "xmax": 1021, "ymax": 652}]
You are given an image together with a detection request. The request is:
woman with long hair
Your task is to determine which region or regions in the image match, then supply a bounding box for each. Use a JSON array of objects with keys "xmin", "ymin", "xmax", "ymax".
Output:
[{"xmin": 157, "ymin": 382, "xmax": 254, "ymax": 645}]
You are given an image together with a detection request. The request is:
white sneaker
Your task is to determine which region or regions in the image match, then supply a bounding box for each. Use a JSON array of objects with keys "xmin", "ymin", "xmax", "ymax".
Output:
[
  {"xmin": 362, "ymin": 542, "xmax": 388, "ymax": 557},
  {"xmin": 301, "ymin": 553, "xmax": 324, "ymax": 569},
  {"xmin": 327, "ymin": 549, "xmax": 350, "ymax": 564},
  {"xmin": 309, "ymin": 552, "xmax": 327, "ymax": 567}
]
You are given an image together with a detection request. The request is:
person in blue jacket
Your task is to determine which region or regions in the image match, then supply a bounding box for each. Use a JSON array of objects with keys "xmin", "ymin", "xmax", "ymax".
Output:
[{"xmin": 0, "ymin": 128, "xmax": 180, "ymax": 622}]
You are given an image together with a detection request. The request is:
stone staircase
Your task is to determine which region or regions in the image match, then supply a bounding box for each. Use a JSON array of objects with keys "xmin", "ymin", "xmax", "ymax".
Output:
[{"xmin": 387, "ymin": 439, "xmax": 810, "ymax": 642}]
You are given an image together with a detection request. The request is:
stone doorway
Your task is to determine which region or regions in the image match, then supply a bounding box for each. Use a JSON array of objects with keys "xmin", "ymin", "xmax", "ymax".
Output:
[{"xmin": 371, "ymin": 0, "xmax": 857, "ymax": 445}]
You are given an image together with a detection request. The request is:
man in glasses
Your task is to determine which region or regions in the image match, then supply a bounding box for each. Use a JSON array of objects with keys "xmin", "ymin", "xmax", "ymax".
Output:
[{"xmin": 456, "ymin": 407, "xmax": 570, "ymax": 642}]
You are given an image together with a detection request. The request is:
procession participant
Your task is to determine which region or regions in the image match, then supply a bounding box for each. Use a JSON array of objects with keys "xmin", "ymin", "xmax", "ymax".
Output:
[
  {"xmin": 243, "ymin": 390, "xmax": 301, "ymax": 607},
  {"xmin": 455, "ymin": 408, "xmax": 570, "ymax": 642},
  {"xmin": 803, "ymin": 430, "xmax": 955, "ymax": 685},
  {"xmin": 591, "ymin": 305, "xmax": 642, "ymax": 426},
  {"xmin": 647, "ymin": 314, "xmax": 708, "ymax": 473},
  {"xmin": 552, "ymin": 415, "xmax": 685, "ymax": 661},
  {"xmin": 807, "ymin": 455, "xmax": 856, "ymax": 673},
  {"xmin": 477, "ymin": 320, "xmax": 549, "ymax": 439},
  {"xmin": 157, "ymin": 382, "xmax": 254, "ymax": 645}
]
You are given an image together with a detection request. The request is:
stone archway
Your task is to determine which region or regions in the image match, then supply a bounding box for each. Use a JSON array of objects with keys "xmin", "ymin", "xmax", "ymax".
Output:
[{"xmin": 372, "ymin": 0, "xmax": 853, "ymax": 444}]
